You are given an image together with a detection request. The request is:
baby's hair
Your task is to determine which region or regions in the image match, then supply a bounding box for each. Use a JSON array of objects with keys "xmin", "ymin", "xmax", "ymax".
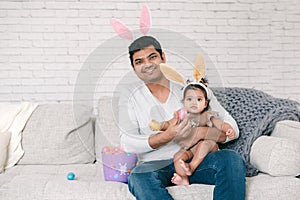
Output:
[
  {"xmin": 186, "ymin": 77, "xmax": 208, "ymax": 86},
  {"xmin": 199, "ymin": 77, "xmax": 208, "ymax": 87},
  {"xmin": 183, "ymin": 84, "xmax": 207, "ymax": 99}
]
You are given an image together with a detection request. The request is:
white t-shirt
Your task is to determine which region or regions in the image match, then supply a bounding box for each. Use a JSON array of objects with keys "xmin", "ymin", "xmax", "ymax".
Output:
[{"xmin": 119, "ymin": 80, "xmax": 239, "ymax": 162}]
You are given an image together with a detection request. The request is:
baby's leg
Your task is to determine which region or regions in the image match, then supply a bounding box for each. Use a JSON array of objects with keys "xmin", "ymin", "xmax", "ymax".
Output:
[
  {"xmin": 171, "ymin": 149, "xmax": 193, "ymax": 186},
  {"xmin": 185, "ymin": 140, "xmax": 218, "ymax": 175}
]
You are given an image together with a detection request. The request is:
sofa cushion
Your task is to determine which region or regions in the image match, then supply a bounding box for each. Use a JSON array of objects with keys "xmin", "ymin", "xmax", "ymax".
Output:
[
  {"xmin": 246, "ymin": 173, "xmax": 300, "ymax": 200},
  {"xmin": 250, "ymin": 136, "xmax": 300, "ymax": 176},
  {"xmin": 0, "ymin": 131, "xmax": 11, "ymax": 173},
  {"xmin": 95, "ymin": 96, "xmax": 120, "ymax": 161},
  {"xmin": 271, "ymin": 120, "xmax": 300, "ymax": 142},
  {"xmin": 18, "ymin": 104, "xmax": 95, "ymax": 165}
]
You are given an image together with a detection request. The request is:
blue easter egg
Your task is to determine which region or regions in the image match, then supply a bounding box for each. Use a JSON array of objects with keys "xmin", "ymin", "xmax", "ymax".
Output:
[
  {"xmin": 114, "ymin": 174, "xmax": 119, "ymax": 179},
  {"xmin": 67, "ymin": 172, "xmax": 75, "ymax": 180}
]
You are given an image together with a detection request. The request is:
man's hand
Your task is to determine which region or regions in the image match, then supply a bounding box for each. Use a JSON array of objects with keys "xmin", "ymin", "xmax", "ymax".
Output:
[
  {"xmin": 173, "ymin": 117, "xmax": 200, "ymax": 149},
  {"xmin": 148, "ymin": 112, "xmax": 179, "ymax": 149}
]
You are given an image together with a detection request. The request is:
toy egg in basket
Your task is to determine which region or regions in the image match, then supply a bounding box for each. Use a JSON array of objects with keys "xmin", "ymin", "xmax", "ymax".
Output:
[{"xmin": 101, "ymin": 146, "xmax": 137, "ymax": 183}]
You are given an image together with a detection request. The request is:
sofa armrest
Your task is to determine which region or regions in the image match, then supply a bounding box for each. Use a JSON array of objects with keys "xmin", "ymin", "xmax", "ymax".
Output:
[
  {"xmin": 250, "ymin": 120, "xmax": 300, "ymax": 176},
  {"xmin": 250, "ymin": 136, "xmax": 300, "ymax": 176}
]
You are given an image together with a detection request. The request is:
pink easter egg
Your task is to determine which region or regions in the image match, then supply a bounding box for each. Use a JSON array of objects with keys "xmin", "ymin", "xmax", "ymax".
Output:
[
  {"xmin": 114, "ymin": 146, "xmax": 121, "ymax": 151},
  {"xmin": 102, "ymin": 146, "xmax": 110, "ymax": 153},
  {"xmin": 178, "ymin": 108, "xmax": 187, "ymax": 121}
]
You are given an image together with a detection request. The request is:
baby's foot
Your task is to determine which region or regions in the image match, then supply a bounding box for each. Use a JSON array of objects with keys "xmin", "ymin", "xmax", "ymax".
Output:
[
  {"xmin": 171, "ymin": 173, "xmax": 189, "ymax": 186},
  {"xmin": 179, "ymin": 159, "xmax": 193, "ymax": 176}
]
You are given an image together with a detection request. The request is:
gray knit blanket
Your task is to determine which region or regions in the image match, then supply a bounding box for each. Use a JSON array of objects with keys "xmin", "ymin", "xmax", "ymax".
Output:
[{"xmin": 211, "ymin": 87, "xmax": 300, "ymax": 177}]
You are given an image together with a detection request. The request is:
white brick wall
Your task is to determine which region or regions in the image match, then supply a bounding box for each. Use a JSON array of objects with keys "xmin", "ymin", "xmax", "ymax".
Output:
[{"xmin": 0, "ymin": 0, "xmax": 299, "ymax": 107}]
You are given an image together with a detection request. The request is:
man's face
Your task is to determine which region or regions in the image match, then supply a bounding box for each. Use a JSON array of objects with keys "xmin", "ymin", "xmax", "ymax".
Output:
[{"xmin": 131, "ymin": 45, "xmax": 166, "ymax": 83}]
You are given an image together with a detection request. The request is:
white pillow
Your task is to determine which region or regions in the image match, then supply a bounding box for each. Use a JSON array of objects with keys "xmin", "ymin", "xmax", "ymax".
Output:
[
  {"xmin": 271, "ymin": 120, "xmax": 300, "ymax": 142},
  {"xmin": 0, "ymin": 131, "xmax": 11, "ymax": 173},
  {"xmin": 18, "ymin": 104, "xmax": 95, "ymax": 165},
  {"xmin": 250, "ymin": 136, "xmax": 300, "ymax": 176}
]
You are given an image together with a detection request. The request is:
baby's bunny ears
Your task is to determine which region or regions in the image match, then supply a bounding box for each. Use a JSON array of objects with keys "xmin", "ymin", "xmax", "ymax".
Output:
[
  {"xmin": 160, "ymin": 53, "xmax": 206, "ymax": 86},
  {"xmin": 160, "ymin": 63, "xmax": 186, "ymax": 85},
  {"xmin": 160, "ymin": 54, "xmax": 211, "ymax": 99},
  {"xmin": 110, "ymin": 5, "xmax": 151, "ymax": 40},
  {"xmin": 193, "ymin": 54, "xmax": 206, "ymax": 83}
]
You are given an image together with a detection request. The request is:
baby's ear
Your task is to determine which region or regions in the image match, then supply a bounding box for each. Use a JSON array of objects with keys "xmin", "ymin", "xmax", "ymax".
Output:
[{"xmin": 205, "ymin": 99, "xmax": 209, "ymax": 107}]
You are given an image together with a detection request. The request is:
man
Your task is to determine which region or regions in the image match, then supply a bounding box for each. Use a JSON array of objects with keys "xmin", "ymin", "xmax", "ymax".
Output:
[{"xmin": 118, "ymin": 36, "xmax": 246, "ymax": 200}]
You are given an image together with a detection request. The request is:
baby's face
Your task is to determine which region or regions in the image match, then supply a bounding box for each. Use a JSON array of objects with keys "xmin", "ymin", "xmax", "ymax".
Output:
[{"xmin": 183, "ymin": 88, "xmax": 207, "ymax": 114}]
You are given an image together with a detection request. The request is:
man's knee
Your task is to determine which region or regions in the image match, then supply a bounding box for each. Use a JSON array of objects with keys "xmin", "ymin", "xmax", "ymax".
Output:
[{"xmin": 222, "ymin": 150, "xmax": 246, "ymax": 175}]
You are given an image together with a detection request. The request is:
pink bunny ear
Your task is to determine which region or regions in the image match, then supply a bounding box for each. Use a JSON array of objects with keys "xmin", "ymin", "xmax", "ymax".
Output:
[
  {"xmin": 110, "ymin": 18, "xmax": 134, "ymax": 40},
  {"xmin": 140, "ymin": 5, "xmax": 151, "ymax": 35}
]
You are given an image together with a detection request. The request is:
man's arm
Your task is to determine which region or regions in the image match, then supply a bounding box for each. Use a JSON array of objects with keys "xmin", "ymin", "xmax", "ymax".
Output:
[
  {"xmin": 119, "ymin": 87, "xmax": 176, "ymax": 153},
  {"xmin": 148, "ymin": 118, "xmax": 179, "ymax": 149},
  {"xmin": 120, "ymin": 114, "xmax": 175, "ymax": 152},
  {"xmin": 118, "ymin": 88, "xmax": 152, "ymax": 153},
  {"xmin": 148, "ymin": 131, "xmax": 173, "ymax": 149}
]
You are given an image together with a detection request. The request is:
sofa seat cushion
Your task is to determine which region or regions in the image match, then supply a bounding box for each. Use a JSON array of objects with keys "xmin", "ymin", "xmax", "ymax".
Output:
[
  {"xmin": 0, "ymin": 163, "xmax": 134, "ymax": 200},
  {"xmin": 0, "ymin": 163, "xmax": 213, "ymax": 200},
  {"xmin": 246, "ymin": 173, "xmax": 300, "ymax": 200},
  {"xmin": 18, "ymin": 104, "xmax": 95, "ymax": 165},
  {"xmin": 1, "ymin": 163, "xmax": 299, "ymax": 200},
  {"xmin": 250, "ymin": 136, "xmax": 300, "ymax": 176},
  {"xmin": 168, "ymin": 184, "xmax": 213, "ymax": 199}
]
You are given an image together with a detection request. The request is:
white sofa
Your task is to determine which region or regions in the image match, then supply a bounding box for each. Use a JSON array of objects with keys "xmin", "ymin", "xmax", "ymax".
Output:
[{"xmin": 0, "ymin": 93, "xmax": 299, "ymax": 200}]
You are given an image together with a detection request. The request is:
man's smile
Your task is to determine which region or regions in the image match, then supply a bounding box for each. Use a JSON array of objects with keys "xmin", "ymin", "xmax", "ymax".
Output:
[{"xmin": 143, "ymin": 65, "xmax": 156, "ymax": 74}]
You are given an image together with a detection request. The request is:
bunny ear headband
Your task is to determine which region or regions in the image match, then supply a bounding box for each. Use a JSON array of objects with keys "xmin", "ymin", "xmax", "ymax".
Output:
[
  {"xmin": 160, "ymin": 54, "xmax": 212, "ymax": 99},
  {"xmin": 110, "ymin": 5, "xmax": 151, "ymax": 40}
]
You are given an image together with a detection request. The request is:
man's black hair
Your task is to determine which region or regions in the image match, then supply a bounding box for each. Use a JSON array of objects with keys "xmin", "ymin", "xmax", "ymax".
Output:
[{"xmin": 128, "ymin": 36, "xmax": 163, "ymax": 66}]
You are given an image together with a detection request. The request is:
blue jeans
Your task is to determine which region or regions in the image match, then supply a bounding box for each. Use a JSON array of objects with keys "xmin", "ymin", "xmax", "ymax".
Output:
[{"xmin": 128, "ymin": 149, "xmax": 246, "ymax": 200}]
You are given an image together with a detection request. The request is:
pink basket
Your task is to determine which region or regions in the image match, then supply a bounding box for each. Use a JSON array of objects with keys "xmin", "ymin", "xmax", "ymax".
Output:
[{"xmin": 102, "ymin": 149, "xmax": 137, "ymax": 183}]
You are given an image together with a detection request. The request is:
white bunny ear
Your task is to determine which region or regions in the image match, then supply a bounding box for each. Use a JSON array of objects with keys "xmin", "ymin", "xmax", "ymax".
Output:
[
  {"xmin": 160, "ymin": 63, "xmax": 185, "ymax": 86},
  {"xmin": 193, "ymin": 54, "xmax": 206, "ymax": 82},
  {"xmin": 139, "ymin": 5, "xmax": 151, "ymax": 35},
  {"xmin": 110, "ymin": 18, "xmax": 134, "ymax": 40}
]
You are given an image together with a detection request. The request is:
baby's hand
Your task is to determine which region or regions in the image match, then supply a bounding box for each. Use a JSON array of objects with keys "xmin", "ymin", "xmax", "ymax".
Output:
[{"xmin": 226, "ymin": 129, "xmax": 235, "ymax": 139}]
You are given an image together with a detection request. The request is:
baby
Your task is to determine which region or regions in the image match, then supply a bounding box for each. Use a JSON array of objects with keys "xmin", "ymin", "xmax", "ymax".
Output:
[{"xmin": 149, "ymin": 82, "xmax": 236, "ymax": 185}]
